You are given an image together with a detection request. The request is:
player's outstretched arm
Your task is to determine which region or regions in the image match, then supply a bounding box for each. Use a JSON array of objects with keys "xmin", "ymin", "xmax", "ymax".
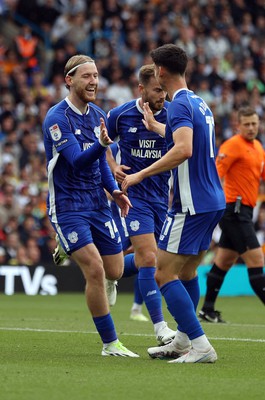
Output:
[
  {"xmin": 106, "ymin": 146, "xmax": 131, "ymax": 184},
  {"xmin": 121, "ymin": 171, "xmax": 145, "ymax": 194},
  {"xmin": 113, "ymin": 165, "xmax": 131, "ymax": 184}
]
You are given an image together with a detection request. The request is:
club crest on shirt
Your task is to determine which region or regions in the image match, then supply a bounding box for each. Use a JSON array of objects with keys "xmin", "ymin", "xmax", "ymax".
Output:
[
  {"xmin": 67, "ymin": 231, "xmax": 78, "ymax": 243},
  {"xmin": 49, "ymin": 124, "xmax": 62, "ymax": 141},
  {"xmin": 130, "ymin": 220, "xmax": 140, "ymax": 232},
  {"xmin": 94, "ymin": 125, "xmax": 100, "ymax": 138}
]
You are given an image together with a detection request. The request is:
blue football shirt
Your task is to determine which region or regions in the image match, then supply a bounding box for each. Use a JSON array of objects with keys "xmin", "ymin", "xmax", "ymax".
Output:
[
  {"xmin": 43, "ymin": 97, "xmax": 118, "ymax": 216},
  {"xmin": 107, "ymin": 99, "xmax": 170, "ymax": 203},
  {"xmin": 166, "ymin": 89, "xmax": 225, "ymax": 215}
]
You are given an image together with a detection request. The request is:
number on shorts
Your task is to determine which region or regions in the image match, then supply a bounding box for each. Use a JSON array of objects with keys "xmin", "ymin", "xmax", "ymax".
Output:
[{"xmin": 105, "ymin": 219, "xmax": 119, "ymax": 239}]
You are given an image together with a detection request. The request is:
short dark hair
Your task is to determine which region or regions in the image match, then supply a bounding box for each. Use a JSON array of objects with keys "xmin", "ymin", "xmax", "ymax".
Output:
[
  {"xmin": 150, "ymin": 44, "xmax": 188, "ymax": 75},
  {"xmin": 138, "ymin": 64, "xmax": 156, "ymax": 86},
  {"xmin": 237, "ymin": 106, "xmax": 258, "ymax": 121}
]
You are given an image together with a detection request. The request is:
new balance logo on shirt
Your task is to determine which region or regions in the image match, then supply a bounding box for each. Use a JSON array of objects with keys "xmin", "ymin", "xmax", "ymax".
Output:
[{"xmin": 128, "ymin": 127, "xmax": 137, "ymax": 133}]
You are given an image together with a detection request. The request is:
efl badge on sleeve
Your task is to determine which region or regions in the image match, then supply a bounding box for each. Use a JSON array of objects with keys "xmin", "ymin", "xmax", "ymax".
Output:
[{"xmin": 49, "ymin": 124, "xmax": 62, "ymax": 141}]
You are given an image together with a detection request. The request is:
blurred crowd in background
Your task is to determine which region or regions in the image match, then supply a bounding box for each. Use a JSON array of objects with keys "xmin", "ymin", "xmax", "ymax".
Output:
[{"xmin": 0, "ymin": 0, "xmax": 265, "ymax": 267}]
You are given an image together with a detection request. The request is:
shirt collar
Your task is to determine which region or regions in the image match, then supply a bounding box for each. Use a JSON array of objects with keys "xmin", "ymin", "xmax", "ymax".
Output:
[
  {"xmin": 172, "ymin": 88, "xmax": 193, "ymax": 100},
  {"xmin": 65, "ymin": 97, "xmax": 90, "ymax": 115}
]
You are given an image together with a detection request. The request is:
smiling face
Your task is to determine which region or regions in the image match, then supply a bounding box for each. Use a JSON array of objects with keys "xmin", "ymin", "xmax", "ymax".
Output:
[{"xmin": 66, "ymin": 62, "xmax": 99, "ymax": 106}]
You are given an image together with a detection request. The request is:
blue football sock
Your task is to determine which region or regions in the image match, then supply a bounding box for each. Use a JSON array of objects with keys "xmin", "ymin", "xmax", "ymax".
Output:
[
  {"xmin": 133, "ymin": 275, "xmax": 143, "ymax": 304},
  {"xmin": 161, "ymin": 280, "xmax": 204, "ymax": 340},
  {"xmin": 93, "ymin": 314, "xmax": 117, "ymax": 344},
  {"xmin": 181, "ymin": 276, "xmax": 200, "ymax": 311},
  {"xmin": 123, "ymin": 253, "xmax": 138, "ymax": 277},
  {"xmin": 138, "ymin": 267, "xmax": 163, "ymax": 324}
]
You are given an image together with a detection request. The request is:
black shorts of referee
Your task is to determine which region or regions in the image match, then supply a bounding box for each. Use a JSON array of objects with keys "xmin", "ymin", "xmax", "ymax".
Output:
[{"xmin": 218, "ymin": 202, "xmax": 260, "ymax": 254}]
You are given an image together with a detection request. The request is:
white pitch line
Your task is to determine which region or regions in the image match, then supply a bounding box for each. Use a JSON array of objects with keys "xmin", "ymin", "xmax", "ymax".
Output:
[
  {"xmin": 209, "ymin": 337, "xmax": 265, "ymax": 343},
  {"xmin": 206, "ymin": 323, "xmax": 265, "ymax": 329},
  {"xmin": 226, "ymin": 323, "xmax": 265, "ymax": 328},
  {"xmin": 0, "ymin": 326, "xmax": 264, "ymax": 343}
]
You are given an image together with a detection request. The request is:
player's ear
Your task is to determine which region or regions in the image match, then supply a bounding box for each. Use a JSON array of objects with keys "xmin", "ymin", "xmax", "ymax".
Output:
[
  {"xmin": 65, "ymin": 75, "xmax": 73, "ymax": 87},
  {"xmin": 158, "ymin": 66, "xmax": 165, "ymax": 77},
  {"xmin": 138, "ymin": 83, "xmax": 144, "ymax": 94}
]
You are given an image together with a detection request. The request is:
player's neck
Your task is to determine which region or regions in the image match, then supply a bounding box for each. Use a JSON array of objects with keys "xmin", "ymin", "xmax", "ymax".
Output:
[
  {"xmin": 139, "ymin": 98, "xmax": 156, "ymax": 114},
  {"xmin": 68, "ymin": 94, "xmax": 88, "ymax": 114},
  {"xmin": 139, "ymin": 98, "xmax": 144, "ymax": 110},
  {"xmin": 167, "ymin": 78, "xmax": 187, "ymax": 101}
]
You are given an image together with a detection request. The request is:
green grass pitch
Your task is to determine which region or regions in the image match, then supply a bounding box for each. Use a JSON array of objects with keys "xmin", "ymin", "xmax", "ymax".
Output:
[{"xmin": 0, "ymin": 293, "xmax": 264, "ymax": 400}]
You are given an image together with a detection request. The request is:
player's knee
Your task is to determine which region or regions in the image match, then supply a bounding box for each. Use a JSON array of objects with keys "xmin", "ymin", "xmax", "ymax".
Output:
[
  {"xmin": 215, "ymin": 261, "xmax": 233, "ymax": 271},
  {"xmin": 105, "ymin": 258, "xmax": 124, "ymax": 280},
  {"xmin": 82, "ymin": 263, "xmax": 105, "ymax": 284},
  {"xmin": 214, "ymin": 252, "xmax": 237, "ymax": 270},
  {"xmin": 104, "ymin": 253, "xmax": 124, "ymax": 280},
  {"xmin": 106, "ymin": 267, "xmax": 123, "ymax": 281},
  {"xmin": 136, "ymin": 249, "xmax": 156, "ymax": 266},
  {"xmin": 242, "ymin": 248, "xmax": 264, "ymax": 267}
]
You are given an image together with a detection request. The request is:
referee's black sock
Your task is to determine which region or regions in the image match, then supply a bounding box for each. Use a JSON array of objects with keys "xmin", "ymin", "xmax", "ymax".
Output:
[
  {"xmin": 248, "ymin": 268, "xmax": 265, "ymax": 304},
  {"xmin": 201, "ymin": 263, "xmax": 228, "ymax": 311}
]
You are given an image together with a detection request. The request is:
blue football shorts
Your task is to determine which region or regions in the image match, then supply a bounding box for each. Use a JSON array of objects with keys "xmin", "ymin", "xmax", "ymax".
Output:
[
  {"xmin": 50, "ymin": 207, "xmax": 122, "ymax": 256},
  {"xmin": 124, "ymin": 197, "xmax": 168, "ymax": 242},
  {"xmin": 158, "ymin": 209, "xmax": 224, "ymax": 255}
]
